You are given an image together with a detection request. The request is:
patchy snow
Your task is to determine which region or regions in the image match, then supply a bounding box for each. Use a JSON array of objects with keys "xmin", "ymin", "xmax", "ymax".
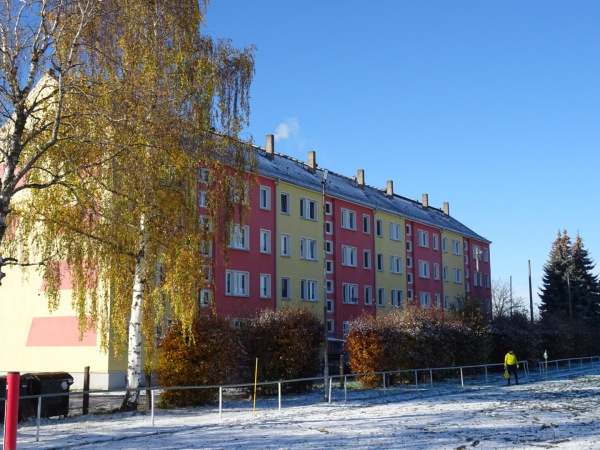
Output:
[{"xmin": 8, "ymin": 368, "xmax": 600, "ymax": 449}]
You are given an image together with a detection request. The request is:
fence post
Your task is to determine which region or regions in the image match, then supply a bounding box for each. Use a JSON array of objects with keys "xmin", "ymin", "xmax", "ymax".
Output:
[
  {"xmin": 83, "ymin": 366, "xmax": 90, "ymax": 415},
  {"xmin": 459, "ymin": 367, "xmax": 464, "ymax": 387},
  {"xmin": 145, "ymin": 370, "xmax": 152, "ymax": 411},
  {"xmin": 278, "ymin": 382, "xmax": 281, "ymax": 411},
  {"xmin": 4, "ymin": 372, "xmax": 20, "ymax": 450},
  {"xmin": 339, "ymin": 355, "xmax": 345, "ymax": 389},
  {"xmin": 429, "ymin": 369, "xmax": 433, "ymax": 389},
  {"xmin": 414, "ymin": 370, "xmax": 418, "ymax": 389},
  {"xmin": 219, "ymin": 386, "xmax": 223, "ymax": 419},
  {"xmin": 151, "ymin": 390, "xmax": 155, "ymax": 427}
]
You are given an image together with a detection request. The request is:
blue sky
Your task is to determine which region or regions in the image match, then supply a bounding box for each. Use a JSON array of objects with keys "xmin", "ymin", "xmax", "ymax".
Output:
[{"xmin": 204, "ymin": 1, "xmax": 600, "ymax": 314}]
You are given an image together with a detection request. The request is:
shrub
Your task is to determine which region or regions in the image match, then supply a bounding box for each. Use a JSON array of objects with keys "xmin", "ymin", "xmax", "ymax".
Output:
[{"xmin": 155, "ymin": 313, "xmax": 241, "ymax": 407}]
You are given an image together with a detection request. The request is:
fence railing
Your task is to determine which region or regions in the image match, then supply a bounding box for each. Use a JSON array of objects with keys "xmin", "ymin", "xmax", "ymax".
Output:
[{"xmin": 11, "ymin": 355, "xmax": 600, "ymax": 444}]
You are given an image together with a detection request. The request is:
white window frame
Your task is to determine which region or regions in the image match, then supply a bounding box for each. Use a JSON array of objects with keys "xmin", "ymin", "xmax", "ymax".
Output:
[
  {"xmin": 419, "ymin": 292, "xmax": 431, "ymax": 307},
  {"xmin": 259, "ymin": 185, "xmax": 271, "ymax": 210},
  {"xmin": 202, "ymin": 265, "xmax": 212, "ymax": 283},
  {"xmin": 433, "ymin": 263, "xmax": 440, "ymax": 280},
  {"xmin": 300, "ymin": 279, "xmax": 318, "ymax": 302},
  {"xmin": 199, "ymin": 289, "xmax": 212, "ymax": 308},
  {"xmin": 453, "ymin": 267, "xmax": 463, "ymax": 283},
  {"xmin": 280, "ymin": 192, "xmax": 290, "ymax": 215},
  {"xmin": 300, "ymin": 197, "xmax": 317, "ymax": 220},
  {"xmin": 362, "ymin": 214, "xmax": 370, "ymax": 234},
  {"xmin": 433, "ymin": 234, "xmax": 439, "ymax": 250},
  {"xmin": 376, "ymin": 219, "xmax": 383, "ymax": 237},
  {"xmin": 260, "ymin": 274, "xmax": 271, "ymax": 299},
  {"xmin": 281, "ymin": 234, "xmax": 291, "ymax": 257},
  {"xmin": 389, "ymin": 222, "xmax": 402, "ymax": 241},
  {"xmin": 377, "ymin": 253, "xmax": 384, "ymax": 272},
  {"xmin": 390, "ymin": 255, "xmax": 403, "ymax": 274},
  {"xmin": 225, "ymin": 270, "xmax": 249, "ymax": 297},
  {"xmin": 260, "ymin": 229, "xmax": 271, "ymax": 254},
  {"xmin": 363, "ymin": 249, "xmax": 372, "ymax": 269},
  {"xmin": 341, "ymin": 208, "xmax": 356, "ymax": 230},
  {"xmin": 325, "ymin": 221, "xmax": 333, "ymax": 234},
  {"xmin": 229, "ymin": 224, "xmax": 249, "ymax": 250},
  {"xmin": 326, "ymin": 279, "xmax": 334, "ymax": 293},
  {"xmin": 407, "ymin": 272, "xmax": 413, "ymax": 284},
  {"xmin": 391, "ymin": 289, "xmax": 404, "ymax": 307},
  {"xmin": 326, "ymin": 299, "xmax": 334, "ymax": 313},
  {"xmin": 325, "ymin": 240, "xmax": 333, "ymax": 254},
  {"xmin": 443, "ymin": 265, "xmax": 449, "ymax": 282},
  {"xmin": 325, "ymin": 201, "xmax": 333, "ymax": 215},
  {"xmin": 326, "ymin": 260, "xmax": 334, "ymax": 273},
  {"xmin": 442, "ymin": 236, "xmax": 448, "ymax": 253},
  {"xmin": 199, "ymin": 168, "xmax": 210, "ymax": 183},
  {"xmin": 281, "ymin": 277, "xmax": 291, "ymax": 300},
  {"xmin": 418, "ymin": 260, "xmax": 430, "ymax": 278},
  {"xmin": 364, "ymin": 285, "xmax": 373, "ymax": 306},
  {"xmin": 406, "ymin": 240, "xmax": 412, "ymax": 252},
  {"xmin": 198, "ymin": 190, "xmax": 207, "ymax": 208},
  {"xmin": 300, "ymin": 237, "xmax": 318, "ymax": 261},
  {"xmin": 342, "ymin": 283, "xmax": 359, "ymax": 304},
  {"xmin": 452, "ymin": 239, "xmax": 462, "ymax": 255},
  {"xmin": 418, "ymin": 230, "xmax": 429, "ymax": 248},
  {"xmin": 405, "ymin": 223, "xmax": 412, "ymax": 236},
  {"xmin": 377, "ymin": 288, "xmax": 385, "ymax": 307},
  {"xmin": 342, "ymin": 245, "xmax": 357, "ymax": 267}
]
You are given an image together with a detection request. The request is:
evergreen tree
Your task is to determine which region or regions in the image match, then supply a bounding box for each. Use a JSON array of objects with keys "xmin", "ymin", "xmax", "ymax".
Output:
[{"xmin": 539, "ymin": 230, "xmax": 600, "ymax": 321}]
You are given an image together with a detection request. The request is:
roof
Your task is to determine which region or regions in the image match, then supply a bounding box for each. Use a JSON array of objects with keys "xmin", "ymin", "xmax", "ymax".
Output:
[{"xmin": 253, "ymin": 145, "xmax": 490, "ymax": 244}]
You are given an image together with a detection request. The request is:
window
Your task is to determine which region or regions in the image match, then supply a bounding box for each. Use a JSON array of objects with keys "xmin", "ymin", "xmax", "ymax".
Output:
[
  {"xmin": 327, "ymin": 319, "xmax": 334, "ymax": 333},
  {"xmin": 325, "ymin": 221, "xmax": 333, "ymax": 234},
  {"xmin": 229, "ymin": 224, "xmax": 249, "ymax": 250},
  {"xmin": 326, "ymin": 260, "xmax": 334, "ymax": 273},
  {"xmin": 281, "ymin": 234, "xmax": 291, "ymax": 257},
  {"xmin": 418, "ymin": 230, "xmax": 429, "ymax": 248},
  {"xmin": 226, "ymin": 270, "xmax": 249, "ymax": 296},
  {"xmin": 342, "ymin": 283, "xmax": 358, "ymax": 304},
  {"xmin": 364, "ymin": 285, "xmax": 372, "ymax": 305},
  {"xmin": 199, "ymin": 168, "xmax": 210, "ymax": 183},
  {"xmin": 281, "ymin": 277, "xmax": 291, "ymax": 299},
  {"xmin": 407, "ymin": 272, "xmax": 413, "ymax": 284},
  {"xmin": 326, "ymin": 280, "xmax": 334, "ymax": 293},
  {"xmin": 362, "ymin": 215, "xmax": 370, "ymax": 234},
  {"xmin": 390, "ymin": 255, "xmax": 403, "ymax": 274},
  {"xmin": 199, "ymin": 215, "xmax": 212, "ymax": 234},
  {"xmin": 200, "ymin": 241, "xmax": 212, "ymax": 258},
  {"xmin": 406, "ymin": 240, "xmax": 412, "ymax": 252},
  {"xmin": 435, "ymin": 293, "xmax": 441, "ymax": 309},
  {"xmin": 390, "ymin": 222, "xmax": 402, "ymax": 241},
  {"xmin": 280, "ymin": 192, "xmax": 290, "ymax": 214},
  {"xmin": 343, "ymin": 321, "xmax": 350, "ymax": 337},
  {"xmin": 405, "ymin": 223, "xmax": 412, "ymax": 235},
  {"xmin": 418, "ymin": 260, "xmax": 430, "ymax": 278},
  {"xmin": 407, "ymin": 256, "xmax": 413, "ymax": 268},
  {"xmin": 260, "ymin": 274, "xmax": 271, "ymax": 298},
  {"xmin": 391, "ymin": 289, "xmax": 404, "ymax": 307},
  {"xmin": 300, "ymin": 238, "xmax": 318, "ymax": 261},
  {"xmin": 201, "ymin": 265, "xmax": 212, "ymax": 283},
  {"xmin": 442, "ymin": 236, "xmax": 448, "ymax": 253},
  {"xmin": 452, "ymin": 239, "xmax": 461, "ymax": 255},
  {"xmin": 342, "ymin": 245, "xmax": 357, "ymax": 267},
  {"xmin": 453, "ymin": 267, "xmax": 463, "ymax": 283},
  {"xmin": 377, "ymin": 253, "xmax": 384, "ymax": 271},
  {"xmin": 444, "ymin": 295, "xmax": 451, "ymax": 309},
  {"xmin": 300, "ymin": 197, "xmax": 317, "ymax": 220},
  {"xmin": 325, "ymin": 201, "xmax": 333, "ymax": 215},
  {"xmin": 259, "ymin": 186, "xmax": 271, "ymax": 210},
  {"xmin": 301, "ymin": 279, "xmax": 318, "ymax": 301},
  {"xmin": 483, "ymin": 248, "xmax": 489, "ymax": 262},
  {"xmin": 198, "ymin": 289, "xmax": 211, "ymax": 308},
  {"xmin": 260, "ymin": 229, "xmax": 271, "ymax": 254},
  {"xmin": 443, "ymin": 266, "xmax": 449, "ymax": 282},
  {"xmin": 485, "ymin": 273, "xmax": 490, "ymax": 288},
  {"xmin": 408, "ymin": 289, "xmax": 413, "ymax": 300},
  {"xmin": 327, "ymin": 299, "xmax": 334, "ymax": 313},
  {"xmin": 433, "ymin": 234, "xmax": 439, "ymax": 250},
  {"xmin": 198, "ymin": 190, "xmax": 207, "ymax": 208},
  {"xmin": 419, "ymin": 292, "xmax": 431, "ymax": 307},
  {"xmin": 363, "ymin": 250, "xmax": 372, "ymax": 269},
  {"xmin": 434, "ymin": 263, "xmax": 440, "ymax": 280},
  {"xmin": 377, "ymin": 288, "xmax": 385, "ymax": 307},
  {"xmin": 341, "ymin": 208, "xmax": 356, "ymax": 230},
  {"xmin": 473, "ymin": 271, "xmax": 483, "ymax": 287},
  {"xmin": 325, "ymin": 240, "xmax": 333, "ymax": 254},
  {"xmin": 376, "ymin": 219, "xmax": 383, "ymax": 237}
]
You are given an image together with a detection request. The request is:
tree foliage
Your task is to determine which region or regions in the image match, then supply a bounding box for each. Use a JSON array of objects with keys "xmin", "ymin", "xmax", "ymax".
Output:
[
  {"xmin": 539, "ymin": 230, "xmax": 600, "ymax": 322},
  {"xmin": 3, "ymin": 0, "xmax": 256, "ymax": 409}
]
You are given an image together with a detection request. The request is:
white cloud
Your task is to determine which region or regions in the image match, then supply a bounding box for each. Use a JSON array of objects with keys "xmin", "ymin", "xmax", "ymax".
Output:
[{"xmin": 274, "ymin": 118, "xmax": 300, "ymax": 141}]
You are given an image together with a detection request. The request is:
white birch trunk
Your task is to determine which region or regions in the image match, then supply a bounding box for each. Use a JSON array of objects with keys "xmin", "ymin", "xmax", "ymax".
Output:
[{"xmin": 122, "ymin": 215, "xmax": 149, "ymax": 410}]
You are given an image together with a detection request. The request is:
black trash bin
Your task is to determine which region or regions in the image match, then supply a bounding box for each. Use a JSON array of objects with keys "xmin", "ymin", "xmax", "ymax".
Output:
[
  {"xmin": 0, "ymin": 374, "xmax": 36, "ymax": 423},
  {"xmin": 23, "ymin": 372, "xmax": 74, "ymax": 418}
]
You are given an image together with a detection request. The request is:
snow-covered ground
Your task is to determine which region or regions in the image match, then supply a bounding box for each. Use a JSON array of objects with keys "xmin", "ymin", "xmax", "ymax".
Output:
[{"xmin": 7, "ymin": 368, "xmax": 600, "ymax": 449}]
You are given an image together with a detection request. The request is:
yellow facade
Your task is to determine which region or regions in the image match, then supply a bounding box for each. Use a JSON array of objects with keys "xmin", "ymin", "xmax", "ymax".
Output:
[{"xmin": 441, "ymin": 230, "xmax": 465, "ymax": 307}]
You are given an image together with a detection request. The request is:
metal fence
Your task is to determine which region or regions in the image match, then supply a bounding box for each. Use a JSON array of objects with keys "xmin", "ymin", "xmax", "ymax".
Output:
[{"xmin": 9, "ymin": 355, "xmax": 600, "ymax": 444}]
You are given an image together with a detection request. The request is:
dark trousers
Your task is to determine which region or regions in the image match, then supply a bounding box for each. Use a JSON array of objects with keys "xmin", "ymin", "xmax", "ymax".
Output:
[{"xmin": 506, "ymin": 364, "xmax": 518, "ymax": 384}]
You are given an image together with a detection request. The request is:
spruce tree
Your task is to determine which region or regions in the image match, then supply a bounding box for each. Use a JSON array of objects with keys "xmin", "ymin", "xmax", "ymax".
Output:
[{"xmin": 539, "ymin": 230, "xmax": 600, "ymax": 321}]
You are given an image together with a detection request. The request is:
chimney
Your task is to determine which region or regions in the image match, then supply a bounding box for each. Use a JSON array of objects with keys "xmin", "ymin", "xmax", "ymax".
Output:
[
  {"xmin": 308, "ymin": 150, "xmax": 317, "ymax": 173},
  {"xmin": 265, "ymin": 134, "xmax": 274, "ymax": 160},
  {"xmin": 422, "ymin": 193, "xmax": 429, "ymax": 208},
  {"xmin": 357, "ymin": 170, "xmax": 365, "ymax": 188},
  {"xmin": 386, "ymin": 180, "xmax": 394, "ymax": 198},
  {"xmin": 443, "ymin": 202, "xmax": 450, "ymax": 216}
]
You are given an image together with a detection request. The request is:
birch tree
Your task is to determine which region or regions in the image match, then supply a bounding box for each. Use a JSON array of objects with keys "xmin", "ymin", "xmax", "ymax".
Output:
[
  {"xmin": 10, "ymin": 0, "xmax": 255, "ymax": 410},
  {"xmin": 0, "ymin": 0, "xmax": 104, "ymax": 280}
]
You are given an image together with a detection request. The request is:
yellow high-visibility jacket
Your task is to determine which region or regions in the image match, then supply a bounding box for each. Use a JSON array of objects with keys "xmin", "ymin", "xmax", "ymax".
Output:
[{"xmin": 504, "ymin": 352, "xmax": 518, "ymax": 367}]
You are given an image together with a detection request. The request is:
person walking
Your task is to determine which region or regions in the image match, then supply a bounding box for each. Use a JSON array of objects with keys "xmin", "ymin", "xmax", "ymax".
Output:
[{"xmin": 504, "ymin": 350, "xmax": 519, "ymax": 385}]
